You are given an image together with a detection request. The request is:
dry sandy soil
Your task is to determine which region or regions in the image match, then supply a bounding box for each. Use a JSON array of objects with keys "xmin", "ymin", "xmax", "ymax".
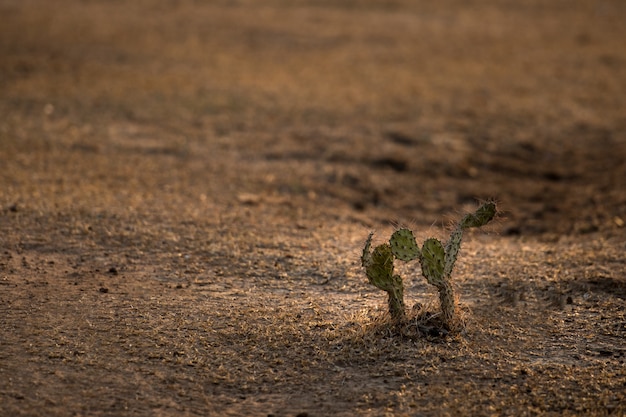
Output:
[{"xmin": 1, "ymin": 1, "xmax": 625, "ymax": 416}]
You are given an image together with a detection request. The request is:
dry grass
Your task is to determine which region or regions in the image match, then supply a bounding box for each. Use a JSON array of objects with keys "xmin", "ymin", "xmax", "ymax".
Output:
[
  {"xmin": 2, "ymin": 214, "xmax": 624, "ymax": 415},
  {"xmin": 1, "ymin": 0, "xmax": 626, "ymax": 415}
]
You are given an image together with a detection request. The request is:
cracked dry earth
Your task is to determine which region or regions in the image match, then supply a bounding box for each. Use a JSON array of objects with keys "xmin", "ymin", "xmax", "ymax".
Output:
[{"xmin": 1, "ymin": 0, "xmax": 625, "ymax": 416}]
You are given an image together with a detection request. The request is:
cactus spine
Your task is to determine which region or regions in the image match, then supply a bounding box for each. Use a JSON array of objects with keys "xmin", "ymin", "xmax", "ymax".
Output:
[{"xmin": 362, "ymin": 202, "xmax": 497, "ymax": 330}]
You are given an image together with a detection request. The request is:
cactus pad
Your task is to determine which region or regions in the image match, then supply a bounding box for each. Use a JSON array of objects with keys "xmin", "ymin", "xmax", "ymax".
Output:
[
  {"xmin": 420, "ymin": 238, "xmax": 445, "ymax": 286},
  {"xmin": 362, "ymin": 237, "xmax": 395, "ymax": 292},
  {"xmin": 390, "ymin": 228, "xmax": 421, "ymax": 261},
  {"xmin": 366, "ymin": 243, "xmax": 395, "ymax": 290},
  {"xmin": 460, "ymin": 201, "xmax": 497, "ymax": 229}
]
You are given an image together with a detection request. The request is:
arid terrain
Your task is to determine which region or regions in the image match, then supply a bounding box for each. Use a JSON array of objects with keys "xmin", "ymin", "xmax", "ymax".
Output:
[{"xmin": 1, "ymin": 1, "xmax": 625, "ymax": 416}]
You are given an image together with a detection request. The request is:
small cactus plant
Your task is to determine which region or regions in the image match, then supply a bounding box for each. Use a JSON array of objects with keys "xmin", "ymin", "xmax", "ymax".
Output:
[{"xmin": 362, "ymin": 201, "xmax": 497, "ymax": 330}]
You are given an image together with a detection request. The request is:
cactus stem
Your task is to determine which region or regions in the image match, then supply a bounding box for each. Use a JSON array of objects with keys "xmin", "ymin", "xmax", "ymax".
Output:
[
  {"xmin": 437, "ymin": 281, "xmax": 456, "ymax": 330},
  {"xmin": 387, "ymin": 275, "xmax": 406, "ymax": 321}
]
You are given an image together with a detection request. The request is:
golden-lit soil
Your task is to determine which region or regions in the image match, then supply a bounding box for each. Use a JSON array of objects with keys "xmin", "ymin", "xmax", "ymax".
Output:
[{"xmin": 1, "ymin": 1, "xmax": 625, "ymax": 415}]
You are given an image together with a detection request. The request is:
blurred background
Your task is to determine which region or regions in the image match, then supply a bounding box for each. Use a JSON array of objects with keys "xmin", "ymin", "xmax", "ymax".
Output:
[{"xmin": 1, "ymin": 0, "xmax": 625, "ymax": 236}]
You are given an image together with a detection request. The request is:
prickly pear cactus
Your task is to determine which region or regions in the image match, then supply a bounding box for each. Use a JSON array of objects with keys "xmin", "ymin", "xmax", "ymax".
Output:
[
  {"xmin": 459, "ymin": 201, "xmax": 497, "ymax": 229},
  {"xmin": 420, "ymin": 237, "xmax": 457, "ymax": 328},
  {"xmin": 390, "ymin": 228, "xmax": 420, "ymax": 261},
  {"xmin": 361, "ymin": 233, "xmax": 406, "ymax": 321},
  {"xmin": 361, "ymin": 201, "xmax": 497, "ymax": 330},
  {"xmin": 420, "ymin": 238, "xmax": 445, "ymax": 286}
]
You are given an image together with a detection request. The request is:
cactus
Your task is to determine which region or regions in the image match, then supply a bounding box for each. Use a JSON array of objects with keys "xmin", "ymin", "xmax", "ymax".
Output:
[
  {"xmin": 389, "ymin": 228, "xmax": 420, "ymax": 261},
  {"xmin": 419, "ymin": 237, "xmax": 456, "ymax": 328},
  {"xmin": 361, "ymin": 233, "xmax": 406, "ymax": 321},
  {"xmin": 362, "ymin": 201, "xmax": 497, "ymax": 331},
  {"xmin": 459, "ymin": 201, "xmax": 497, "ymax": 229}
]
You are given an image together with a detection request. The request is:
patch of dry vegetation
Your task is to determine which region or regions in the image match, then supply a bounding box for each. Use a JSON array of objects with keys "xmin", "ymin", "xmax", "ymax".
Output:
[{"xmin": 1, "ymin": 0, "xmax": 625, "ymax": 416}]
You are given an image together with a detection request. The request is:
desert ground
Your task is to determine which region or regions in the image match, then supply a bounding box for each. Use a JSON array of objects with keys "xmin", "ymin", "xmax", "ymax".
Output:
[{"xmin": 1, "ymin": 0, "xmax": 625, "ymax": 416}]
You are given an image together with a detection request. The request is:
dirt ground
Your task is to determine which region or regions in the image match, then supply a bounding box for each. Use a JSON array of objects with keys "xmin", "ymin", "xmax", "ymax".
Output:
[{"xmin": 1, "ymin": 1, "xmax": 625, "ymax": 416}]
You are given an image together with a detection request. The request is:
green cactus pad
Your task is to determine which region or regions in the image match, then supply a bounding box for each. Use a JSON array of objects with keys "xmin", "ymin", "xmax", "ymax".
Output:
[
  {"xmin": 390, "ymin": 228, "xmax": 421, "ymax": 261},
  {"xmin": 460, "ymin": 201, "xmax": 497, "ymax": 229},
  {"xmin": 365, "ymin": 243, "xmax": 396, "ymax": 291},
  {"xmin": 420, "ymin": 238, "xmax": 445, "ymax": 286}
]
